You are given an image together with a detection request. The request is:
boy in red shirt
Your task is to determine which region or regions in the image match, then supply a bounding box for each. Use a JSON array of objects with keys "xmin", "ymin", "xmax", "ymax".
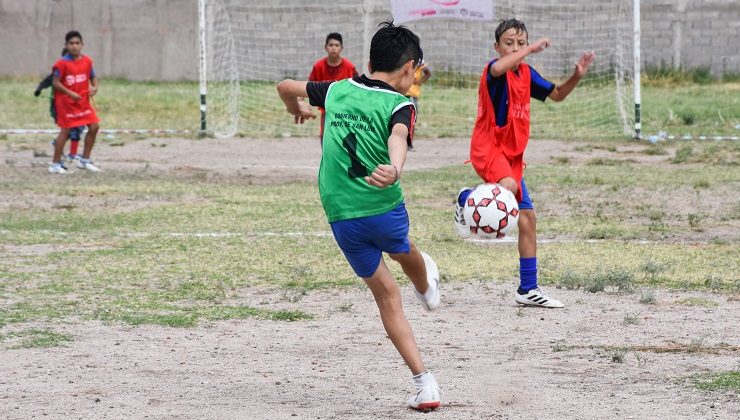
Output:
[
  {"xmin": 49, "ymin": 31, "xmax": 101, "ymax": 174},
  {"xmin": 455, "ymin": 19, "xmax": 595, "ymax": 308},
  {"xmin": 308, "ymin": 33, "xmax": 358, "ymax": 140},
  {"xmin": 35, "ymin": 48, "xmax": 85, "ymax": 162}
]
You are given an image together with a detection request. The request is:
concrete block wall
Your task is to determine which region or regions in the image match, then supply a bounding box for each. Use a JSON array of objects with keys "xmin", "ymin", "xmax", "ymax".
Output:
[
  {"xmin": 641, "ymin": 0, "xmax": 740, "ymax": 75},
  {"xmin": 0, "ymin": 0, "xmax": 197, "ymax": 81}
]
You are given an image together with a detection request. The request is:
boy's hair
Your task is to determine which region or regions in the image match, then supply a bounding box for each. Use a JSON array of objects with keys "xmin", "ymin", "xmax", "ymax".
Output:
[
  {"xmin": 370, "ymin": 20, "xmax": 423, "ymax": 73},
  {"xmin": 494, "ymin": 19, "xmax": 527, "ymax": 43},
  {"xmin": 325, "ymin": 32, "xmax": 343, "ymax": 46},
  {"xmin": 65, "ymin": 30, "xmax": 83, "ymax": 43}
]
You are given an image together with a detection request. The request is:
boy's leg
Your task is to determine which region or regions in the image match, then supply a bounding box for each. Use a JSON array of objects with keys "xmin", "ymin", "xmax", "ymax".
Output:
[
  {"xmin": 514, "ymin": 179, "xmax": 563, "ymax": 308},
  {"xmin": 363, "ymin": 257, "xmax": 426, "ymax": 375},
  {"xmin": 388, "ymin": 239, "xmax": 440, "ymax": 311},
  {"xmin": 363, "ymin": 258, "xmax": 441, "ymax": 411},
  {"xmin": 68, "ymin": 127, "xmax": 82, "ymax": 158},
  {"xmin": 81, "ymin": 123, "xmax": 99, "ymax": 159},
  {"xmin": 52, "ymin": 128, "xmax": 71, "ymax": 163},
  {"xmin": 388, "ymin": 240, "xmax": 427, "ymax": 295}
]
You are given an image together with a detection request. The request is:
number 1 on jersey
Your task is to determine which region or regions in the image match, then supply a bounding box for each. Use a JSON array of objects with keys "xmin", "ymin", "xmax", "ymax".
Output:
[{"xmin": 343, "ymin": 132, "xmax": 368, "ymax": 178}]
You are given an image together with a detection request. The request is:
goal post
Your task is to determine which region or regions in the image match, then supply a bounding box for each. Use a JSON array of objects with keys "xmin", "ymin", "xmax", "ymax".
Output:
[{"xmin": 199, "ymin": 0, "xmax": 638, "ymax": 140}]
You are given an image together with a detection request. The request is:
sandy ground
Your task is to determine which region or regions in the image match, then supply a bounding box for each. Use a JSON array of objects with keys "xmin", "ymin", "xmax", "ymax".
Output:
[
  {"xmin": 1, "ymin": 137, "xmax": 739, "ymax": 419},
  {"xmin": 3, "ymin": 136, "xmax": 594, "ymax": 181},
  {"xmin": 1, "ymin": 285, "xmax": 738, "ymax": 420}
]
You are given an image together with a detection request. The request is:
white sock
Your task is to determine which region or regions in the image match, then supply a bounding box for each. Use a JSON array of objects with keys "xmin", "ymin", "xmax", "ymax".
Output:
[{"xmin": 412, "ymin": 371, "xmax": 437, "ymax": 388}]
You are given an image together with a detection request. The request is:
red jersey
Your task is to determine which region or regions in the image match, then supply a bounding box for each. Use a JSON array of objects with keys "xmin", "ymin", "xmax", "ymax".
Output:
[
  {"xmin": 469, "ymin": 62, "xmax": 531, "ymax": 201},
  {"xmin": 308, "ymin": 57, "xmax": 358, "ymax": 83},
  {"xmin": 52, "ymin": 55, "xmax": 100, "ymax": 128}
]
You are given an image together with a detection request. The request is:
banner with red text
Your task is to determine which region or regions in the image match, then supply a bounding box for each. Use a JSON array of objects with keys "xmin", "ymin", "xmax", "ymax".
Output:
[{"xmin": 390, "ymin": 0, "xmax": 493, "ymax": 23}]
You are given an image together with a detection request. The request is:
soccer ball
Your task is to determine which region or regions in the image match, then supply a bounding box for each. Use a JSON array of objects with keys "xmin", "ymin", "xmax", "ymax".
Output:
[{"xmin": 463, "ymin": 183, "xmax": 520, "ymax": 239}]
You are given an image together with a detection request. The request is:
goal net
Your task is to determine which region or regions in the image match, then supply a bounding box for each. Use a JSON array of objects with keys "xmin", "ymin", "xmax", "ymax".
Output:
[{"xmin": 201, "ymin": 0, "xmax": 635, "ymax": 140}]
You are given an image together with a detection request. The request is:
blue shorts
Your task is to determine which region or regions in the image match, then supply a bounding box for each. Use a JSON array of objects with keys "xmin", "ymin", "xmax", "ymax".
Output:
[
  {"xmin": 330, "ymin": 203, "xmax": 410, "ymax": 278},
  {"xmin": 519, "ymin": 178, "xmax": 534, "ymax": 210}
]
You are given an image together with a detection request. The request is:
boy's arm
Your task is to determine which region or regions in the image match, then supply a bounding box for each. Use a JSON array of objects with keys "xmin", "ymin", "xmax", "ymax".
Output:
[
  {"xmin": 490, "ymin": 38, "xmax": 550, "ymax": 77},
  {"xmin": 418, "ymin": 66, "xmax": 431, "ymax": 84},
  {"xmin": 548, "ymin": 51, "xmax": 595, "ymax": 102},
  {"xmin": 34, "ymin": 74, "xmax": 54, "ymax": 96},
  {"xmin": 276, "ymin": 79, "xmax": 316, "ymax": 124},
  {"xmin": 89, "ymin": 66, "xmax": 99, "ymax": 96},
  {"xmin": 52, "ymin": 74, "xmax": 81, "ymax": 101},
  {"xmin": 89, "ymin": 76, "xmax": 99, "ymax": 96},
  {"xmin": 365, "ymin": 123, "xmax": 408, "ymax": 188}
]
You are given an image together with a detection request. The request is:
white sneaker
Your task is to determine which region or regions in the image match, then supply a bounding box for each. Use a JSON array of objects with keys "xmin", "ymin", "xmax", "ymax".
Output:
[
  {"xmin": 48, "ymin": 163, "xmax": 69, "ymax": 174},
  {"xmin": 454, "ymin": 188, "xmax": 472, "ymax": 239},
  {"xmin": 76, "ymin": 159, "xmax": 101, "ymax": 172},
  {"xmin": 407, "ymin": 373, "xmax": 441, "ymax": 411},
  {"xmin": 413, "ymin": 252, "xmax": 440, "ymax": 311},
  {"xmin": 515, "ymin": 287, "xmax": 564, "ymax": 308}
]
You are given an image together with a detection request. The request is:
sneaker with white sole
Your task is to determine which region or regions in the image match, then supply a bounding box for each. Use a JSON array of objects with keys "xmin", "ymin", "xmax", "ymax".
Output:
[
  {"xmin": 406, "ymin": 372, "xmax": 441, "ymax": 411},
  {"xmin": 48, "ymin": 162, "xmax": 69, "ymax": 174},
  {"xmin": 413, "ymin": 252, "xmax": 440, "ymax": 311},
  {"xmin": 407, "ymin": 372, "xmax": 441, "ymax": 411},
  {"xmin": 76, "ymin": 159, "xmax": 101, "ymax": 172},
  {"xmin": 453, "ymin": 187, "xmax": 472, "ymax": 239},
  {"xmin": 515, "ymin": 287, "xmax": 564, "ymax": 308}
]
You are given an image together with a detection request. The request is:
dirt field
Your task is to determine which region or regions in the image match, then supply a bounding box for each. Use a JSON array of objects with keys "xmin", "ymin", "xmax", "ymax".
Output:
[{"xmin": 1, "ymin": 137, "xmax": 739, "ymax": 419}]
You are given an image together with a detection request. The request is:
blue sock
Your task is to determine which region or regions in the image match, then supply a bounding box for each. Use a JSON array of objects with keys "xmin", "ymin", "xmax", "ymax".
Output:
[
  {"xmin": 457, "ymin": 188, "xmax": 473, "ymax": 207},
  {"xmin": 518, "ymin": 257, "xmax": 537, "ymax": 294}
]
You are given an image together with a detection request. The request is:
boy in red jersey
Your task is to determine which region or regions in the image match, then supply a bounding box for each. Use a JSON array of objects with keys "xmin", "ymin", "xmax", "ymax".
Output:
[
  {"xmin": 36, "ymin": 48, "xmax": 85, "ymax": 162},
  {"xmin": 455, "ymin": 19, "xmax": 595, "ymax": 308},
  {"xmin": 49, "ymin": 30, "xmax": 101, "ymax": 174},
  {"xmin": 308, "ymin": 33, "xmax": 358, "ymax": 140}
]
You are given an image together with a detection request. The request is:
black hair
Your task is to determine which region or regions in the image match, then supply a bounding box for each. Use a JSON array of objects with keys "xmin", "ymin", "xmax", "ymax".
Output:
[
  {"xmin": 65, "ymin": 30, "xmax": 83, "ymax": 43},
  {"xmin": 494, "ymin": 19, "xmax": 527, "ymax": 43},
  {"xmin": 369, "ymin": 20, "xmax": 423, "ymax": 73},
  {"xmin": 325, "ymin": 33, "xmax": 343, "ymax": 46},
  {"xmin": 61, "ymin": 48, "xmax": 69, "ymax": 56}
]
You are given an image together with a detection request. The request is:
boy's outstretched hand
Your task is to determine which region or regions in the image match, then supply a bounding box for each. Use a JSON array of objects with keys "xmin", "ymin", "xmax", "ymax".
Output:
[
  {"xmin": 529, "ymin": 38, "xmax": 551, "ymax": 53},
  {"xmin": 575, "ymin": 51, "xmax": 596, "ymax": 77},
  {"xmin": 293, "ymin": 101, "xmax": 316, "ymax": 124},
  {"xmin": 365, "ymin": 164, "xmax": 398, "ymax": 188}
]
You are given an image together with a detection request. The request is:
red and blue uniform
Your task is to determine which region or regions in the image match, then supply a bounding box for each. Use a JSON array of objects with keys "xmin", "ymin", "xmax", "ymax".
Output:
[
  {"xmin": 469, "ymin": 60, "xmax": 554, "ymax": 207},
  {"xmin": 52, "ymin": 54, "xmax": 99, "ymax": 129}
]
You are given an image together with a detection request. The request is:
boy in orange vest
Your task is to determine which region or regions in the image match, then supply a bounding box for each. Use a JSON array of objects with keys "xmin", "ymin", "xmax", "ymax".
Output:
[{"xmin": 456, "ymin": 19, "xmax": 595, "ymax": 308}]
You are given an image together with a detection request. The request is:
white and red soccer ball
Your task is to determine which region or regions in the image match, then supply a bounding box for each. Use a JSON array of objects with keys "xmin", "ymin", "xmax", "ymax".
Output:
[{"xmin": 463, "ymin": 183, "xmax": 520, "ymax": 239}]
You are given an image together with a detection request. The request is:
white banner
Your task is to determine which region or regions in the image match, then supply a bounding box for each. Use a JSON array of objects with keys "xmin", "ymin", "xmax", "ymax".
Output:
[{"xmin": 390, "ymin": 0, "xmax": 493, "ymax": 24}]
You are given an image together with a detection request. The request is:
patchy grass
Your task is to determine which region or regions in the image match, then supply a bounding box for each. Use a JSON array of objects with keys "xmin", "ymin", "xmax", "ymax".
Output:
[
  {"xmin": 674, "ymin": 297, "xmax": 718, "ymax": 307},
  {"xmin": 0, "ymin": 141, "xmax": 738, "ymax": 333},
  {"xmin": 0, "ymin": 328, "xmax": 72, "ymax": 349},
  {"xmin": 1, "ymin": 77, "xmax": 738, "ymax": 138},
  {"xmin": 639, "ymin": 289, "xmax": 657, "ymax": 305},
  {"xmin": 690, "ymin": 371, "xmax": 740, "ymax": 392}
]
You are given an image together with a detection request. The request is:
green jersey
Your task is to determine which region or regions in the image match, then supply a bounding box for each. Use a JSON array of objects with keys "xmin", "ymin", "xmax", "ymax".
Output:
[{"xmin": 318, "ymin": 78, "xmax": 414, "ymax": 223}]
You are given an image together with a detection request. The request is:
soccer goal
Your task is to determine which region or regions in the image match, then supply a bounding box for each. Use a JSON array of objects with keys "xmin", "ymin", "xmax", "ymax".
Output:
[{"xmin": 198, "ymin": 0, "xmax": 638, "ymax": 140}]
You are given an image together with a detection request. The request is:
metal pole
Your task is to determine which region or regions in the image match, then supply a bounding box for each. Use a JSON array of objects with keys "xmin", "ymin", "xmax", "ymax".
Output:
[
  {"xmin": 362, "ymin": 0, "xmax": 372, "ymax": 74},
  {"xmin": 198, "ymin": 0, "xmax": 207, "ymax": 133},
  {"xmin": 633, "ymin": 0, "xmax": 641, "ymax": 139}
]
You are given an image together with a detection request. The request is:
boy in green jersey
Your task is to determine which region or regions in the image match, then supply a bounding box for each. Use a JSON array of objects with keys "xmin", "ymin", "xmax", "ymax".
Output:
[{"xmin": 277, "ymin": 21, "xmax": 441, "ymax": 411}]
